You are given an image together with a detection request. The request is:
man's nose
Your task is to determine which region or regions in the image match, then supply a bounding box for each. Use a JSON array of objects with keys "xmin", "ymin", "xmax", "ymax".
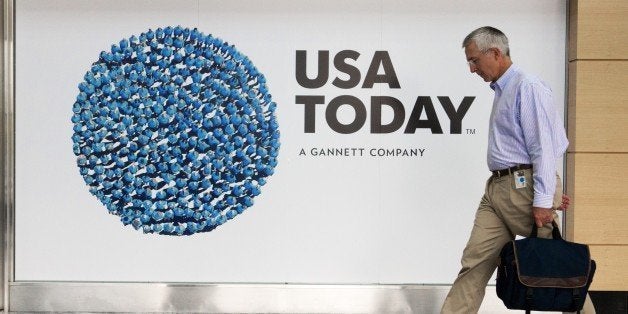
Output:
[{"xmin": 469, "ymin": 64, "xmax": 477, "ymax": 73}]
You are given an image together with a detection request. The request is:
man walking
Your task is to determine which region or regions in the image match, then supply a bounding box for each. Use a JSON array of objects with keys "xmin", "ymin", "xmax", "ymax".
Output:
[{"xmin": 440, "ymin": 26, "xmax": 595, "ymax": 314}]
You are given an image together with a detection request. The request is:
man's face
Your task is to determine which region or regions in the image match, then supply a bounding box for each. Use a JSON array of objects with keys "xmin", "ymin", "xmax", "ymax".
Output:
[{"xmin": 464, "ymin": 42, "xmax": 499, "ymax": 83}]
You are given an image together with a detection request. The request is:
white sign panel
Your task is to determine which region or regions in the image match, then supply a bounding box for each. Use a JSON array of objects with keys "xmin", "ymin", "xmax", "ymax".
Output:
[{"xmin": 15, "ymin": 0, "xmax": 566, "ymax": 283}]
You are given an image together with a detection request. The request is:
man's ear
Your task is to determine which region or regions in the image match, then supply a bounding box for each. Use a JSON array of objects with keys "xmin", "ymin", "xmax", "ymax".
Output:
[{"xmin": 488, "ymin": 47, "xmax": 502, "ymax": 60}]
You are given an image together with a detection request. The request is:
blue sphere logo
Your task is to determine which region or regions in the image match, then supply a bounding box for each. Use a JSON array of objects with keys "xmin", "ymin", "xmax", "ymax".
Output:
[{"xmin": 71, "ymin": 26, "xmax": 280, "ymax": 235}]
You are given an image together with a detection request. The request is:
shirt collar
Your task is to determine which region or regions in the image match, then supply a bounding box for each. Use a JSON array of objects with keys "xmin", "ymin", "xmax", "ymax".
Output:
[{"xmin": 490, "ymin": 64, "xmax": 518, "ymax": 91}]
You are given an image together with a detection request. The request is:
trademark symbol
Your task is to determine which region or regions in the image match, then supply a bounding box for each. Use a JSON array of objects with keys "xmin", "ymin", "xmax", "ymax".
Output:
[{"xmin": 466, "ymin": 128, "xmax": 476, "ymax": 135}]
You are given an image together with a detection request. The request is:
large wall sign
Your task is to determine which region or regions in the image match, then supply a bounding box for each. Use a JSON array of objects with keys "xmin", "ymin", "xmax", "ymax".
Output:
[{"xmin": 15, "ymin": 0, "xmax": 566, "ymax": 284}]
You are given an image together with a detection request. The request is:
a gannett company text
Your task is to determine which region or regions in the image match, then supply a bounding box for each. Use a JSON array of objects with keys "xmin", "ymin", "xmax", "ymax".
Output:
[{"xmin": 298, "ymin": 147, "xmax": 426, "ymax": 157}]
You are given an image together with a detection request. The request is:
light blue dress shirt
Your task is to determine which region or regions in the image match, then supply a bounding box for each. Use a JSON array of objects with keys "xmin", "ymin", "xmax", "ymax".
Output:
[{"xmin": 488, "ymin": 64, "xmax": 569, "ymax": 208}]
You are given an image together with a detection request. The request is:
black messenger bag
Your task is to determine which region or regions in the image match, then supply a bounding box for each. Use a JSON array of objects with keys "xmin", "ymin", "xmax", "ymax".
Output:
[{"xmin": 496, "ymin": 222, "xmax": 596, "ymax": 313}]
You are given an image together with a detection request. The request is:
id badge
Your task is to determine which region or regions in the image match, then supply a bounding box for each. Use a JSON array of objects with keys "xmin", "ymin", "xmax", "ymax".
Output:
[{"xmin": 514, "ymin": 170, "xmax": 527, "ymax": 189}]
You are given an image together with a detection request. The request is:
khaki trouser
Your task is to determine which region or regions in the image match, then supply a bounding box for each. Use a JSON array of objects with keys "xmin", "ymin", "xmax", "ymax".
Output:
[{"xmin": 440, "ymin": 169, "xmax": 596, "ymax": 314}]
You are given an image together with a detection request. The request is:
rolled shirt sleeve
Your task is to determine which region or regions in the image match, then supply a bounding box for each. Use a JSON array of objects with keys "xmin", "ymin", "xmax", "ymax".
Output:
[{"xmin": 518, "ymin": 81, "xmax": 568, "ymax": 208}]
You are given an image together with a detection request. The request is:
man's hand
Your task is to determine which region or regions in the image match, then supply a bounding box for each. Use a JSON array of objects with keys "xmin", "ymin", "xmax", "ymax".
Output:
[
  {"xmin": 532, "ymin": 206, "xmax": 554, "ymax": 228},
  {"xmin": 558, "ymin": 194, "xmax": 571, "ymax": 211}
]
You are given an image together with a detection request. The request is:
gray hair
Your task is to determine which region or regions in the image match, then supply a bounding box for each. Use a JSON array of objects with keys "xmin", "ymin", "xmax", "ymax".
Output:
[{"xmin": 462, "ymin": 26, "xmax": 510, "ymax": 57}]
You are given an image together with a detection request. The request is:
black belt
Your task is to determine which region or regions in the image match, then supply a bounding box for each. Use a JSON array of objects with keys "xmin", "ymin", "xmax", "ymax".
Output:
[{"xmin": 492, "ymin": 164, "xmax": 532, "ymax": 177}]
